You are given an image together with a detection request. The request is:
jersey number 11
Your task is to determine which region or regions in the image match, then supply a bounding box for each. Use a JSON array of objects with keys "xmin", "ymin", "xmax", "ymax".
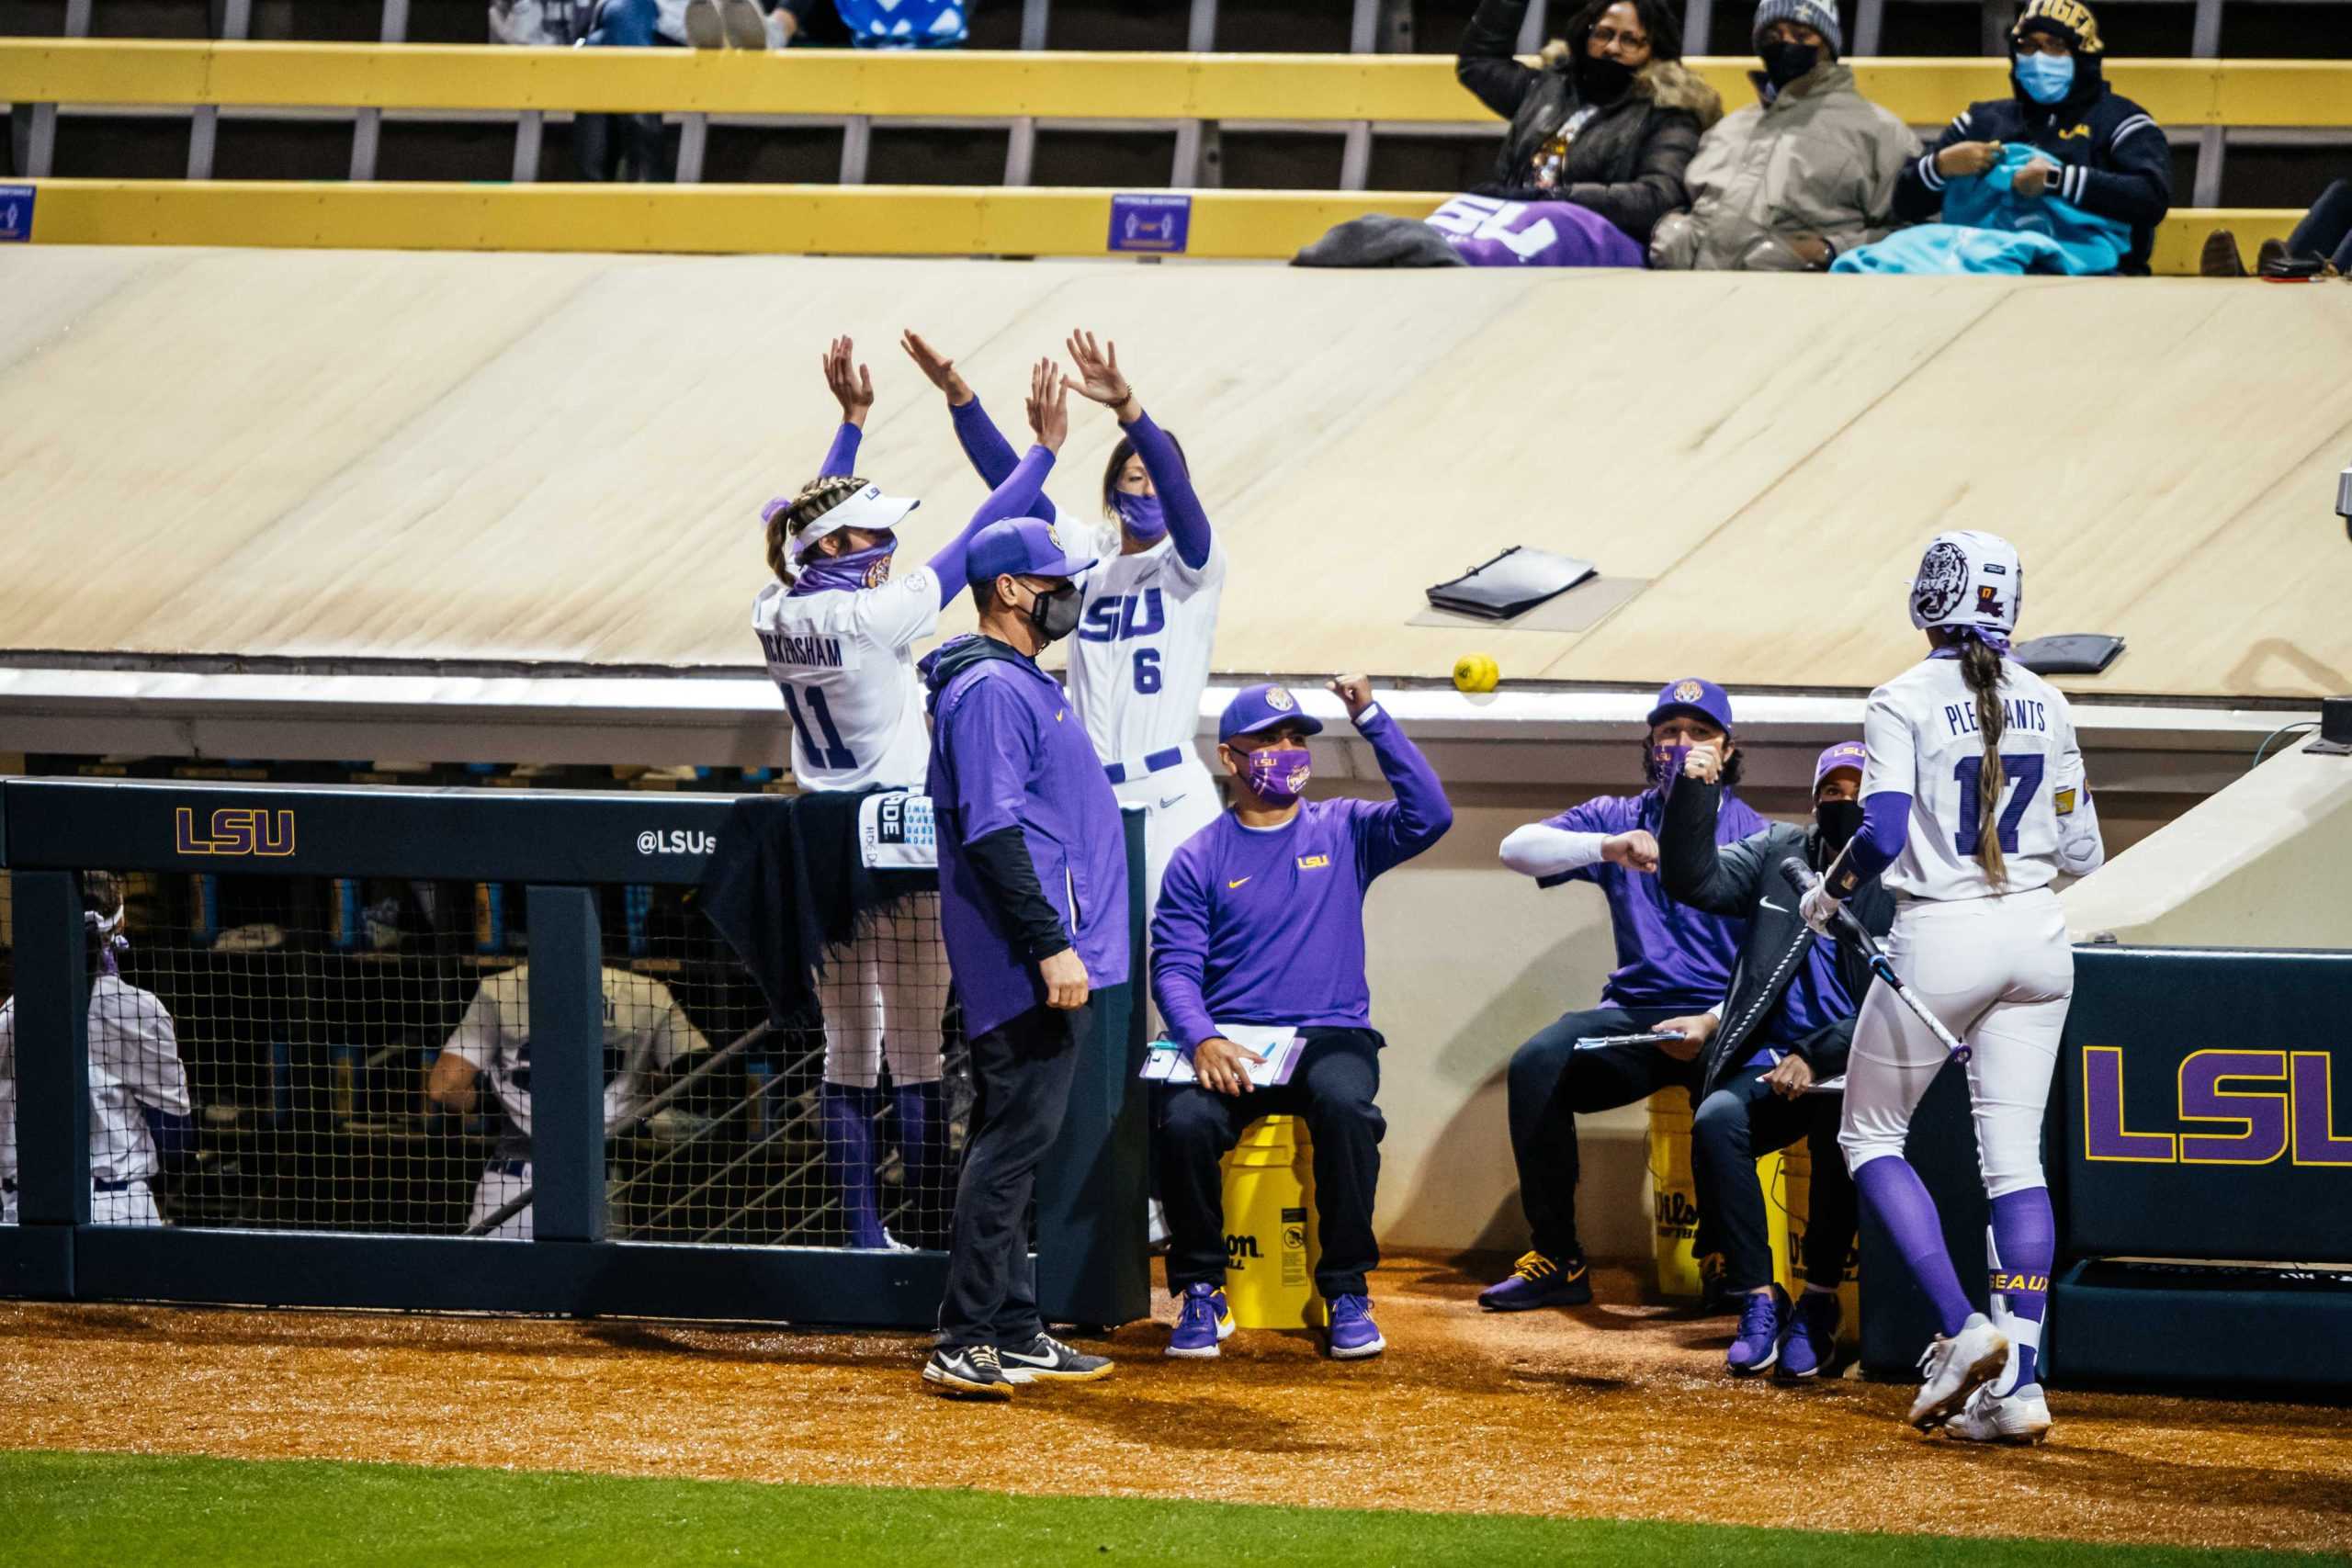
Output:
[{"xmin": 781, "ymin": 683, "xmax": 856, "ymax": 771}]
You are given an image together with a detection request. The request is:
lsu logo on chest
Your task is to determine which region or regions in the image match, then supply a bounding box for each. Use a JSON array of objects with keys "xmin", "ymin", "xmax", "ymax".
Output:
[{"xmin": 1079, "ymin": 589, "xmax": 1165, "ymax": 644}]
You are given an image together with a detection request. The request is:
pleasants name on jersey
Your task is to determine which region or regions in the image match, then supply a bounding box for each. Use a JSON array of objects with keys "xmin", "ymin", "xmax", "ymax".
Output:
[
  {"xmin": 758, "ymin": 628, "xmax": 847, "ymax": 669},
  {"xmin": 1942, "ymin": 695, "xmax": 2049, "ymax": 739}
]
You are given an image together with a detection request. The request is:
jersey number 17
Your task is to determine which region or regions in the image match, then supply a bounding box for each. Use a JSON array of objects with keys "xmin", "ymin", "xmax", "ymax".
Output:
[{"xmin": 1951, "ymin": 754, "xmax": 2044, "ymax": 855}]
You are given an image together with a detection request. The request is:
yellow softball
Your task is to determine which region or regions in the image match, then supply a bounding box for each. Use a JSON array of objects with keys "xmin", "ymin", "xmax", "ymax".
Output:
[{"xmin": 1453, "ymin": 653, "xmax": 1500, "ymax": 694}]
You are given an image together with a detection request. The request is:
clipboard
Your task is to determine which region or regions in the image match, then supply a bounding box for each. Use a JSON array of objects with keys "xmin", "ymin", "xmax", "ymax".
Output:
[{"xmin": 1141, "ymin": 1023, "xmax": 1305, "ymax": 1088}]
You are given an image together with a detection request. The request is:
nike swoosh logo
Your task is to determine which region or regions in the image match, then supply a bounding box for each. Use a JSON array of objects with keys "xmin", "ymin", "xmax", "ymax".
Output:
[
  {"xmin": 1759, "ymin": 897, "xmax": 1790, "ymax": 913},
  {"xmin": 1157, "ymin": 793, "xmax": 1186, "ymax": 810},
  {"xmin": 1227, "ymin": 876, "xmax": 1251, "ymax": 889},
  {"xmin": 1055, "ymin": 709, "xmax": 1066, "ymax": 721}
]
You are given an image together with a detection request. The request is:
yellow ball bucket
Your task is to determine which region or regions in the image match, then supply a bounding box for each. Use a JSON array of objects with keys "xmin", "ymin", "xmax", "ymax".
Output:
[
  {"xmin": 1219, "ymin": 1114, "xmax": 1324, "ymax": 1329},
  {"xmin": 1647, "ymin": 1089, "xmax": 1787, "ymax": 1301}
]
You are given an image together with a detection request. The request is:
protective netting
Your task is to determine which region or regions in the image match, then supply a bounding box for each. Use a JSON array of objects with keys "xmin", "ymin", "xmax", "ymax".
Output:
[{"xmin": 0, "ymin": 869, "xmax": 967, "ymax": 1247}]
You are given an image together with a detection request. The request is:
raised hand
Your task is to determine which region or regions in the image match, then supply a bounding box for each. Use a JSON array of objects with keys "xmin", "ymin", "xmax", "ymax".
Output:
[
  {"xmin": 1327, "ymin": 673, "xmax": 1374, "ymax": 719},
  {"xmin": 1061, "ymin": 328, "xmax": 1136, "ymax": 415},
  {"xmin": 823, "ymin": 334, "xmax": 875, "ymax": 427},
  {"xmin": 899, "ymin": 329, "xmax": 973, "ymax": 407},
  {"xmin": 1025, "ymin": 356, "xmax": 1069, "ymax": 455}
]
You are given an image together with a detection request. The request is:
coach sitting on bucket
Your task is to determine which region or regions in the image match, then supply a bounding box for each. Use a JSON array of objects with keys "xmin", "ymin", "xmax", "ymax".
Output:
[
  {"xmin": 1661, "ymin": 739, "xmax": 1894, "ymax": 1380},
  {"xmin": 918, "ymin": 516, "xmax": 1129, "ymax": 1401},
  {"xmin": 1150, "ymin": 677, "xmax": 1453, "ymax": 1362}
]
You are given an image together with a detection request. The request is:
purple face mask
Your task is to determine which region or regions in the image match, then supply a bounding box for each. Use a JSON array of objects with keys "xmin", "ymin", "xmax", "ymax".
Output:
[
  {"xmin": 1114, "ymin": 491, "xmax": 1168, "ymax": 542},
  {"xmin": 1243, "ymin": 746, "xmax": 1313, "ymax": 805},
  {"xmin": 1648, "ymin": 741, "xmax": 1691, "ymax": 790},
  {"xmin": 791, "ymin": 534, "xmax": 897, "ymax": 596}
]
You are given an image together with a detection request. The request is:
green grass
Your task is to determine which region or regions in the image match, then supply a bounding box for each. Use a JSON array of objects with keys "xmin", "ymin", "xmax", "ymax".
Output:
[{"xmin": 1, "ymin": 1450, "xmax": 2340, "ymax": 1568}]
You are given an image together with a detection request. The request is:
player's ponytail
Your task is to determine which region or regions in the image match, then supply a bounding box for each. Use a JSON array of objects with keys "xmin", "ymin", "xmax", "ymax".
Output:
[
  {"xmin": 1959, "ymin": 634, "xmax": 2008, "ymax": 886},
  {"xmin": 765, "ymin": 475, "xmax": 868, "ymax": 585}
]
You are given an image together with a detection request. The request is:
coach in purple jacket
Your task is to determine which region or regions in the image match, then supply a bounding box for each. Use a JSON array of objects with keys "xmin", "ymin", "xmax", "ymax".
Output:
[
  {"xmin": 918, "ymin": 517, "xmax": 1130, "ymax": 1400},
  {"xmin": 1151, "ymin": 676, "xmax": 1453, "ymax": 1363}
]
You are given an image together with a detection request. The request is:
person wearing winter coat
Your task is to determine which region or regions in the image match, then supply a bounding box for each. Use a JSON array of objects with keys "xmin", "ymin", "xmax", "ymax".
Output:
[{"xmin": 1651, "ymin": 0, "xmax": 1917, "ymax": 272}]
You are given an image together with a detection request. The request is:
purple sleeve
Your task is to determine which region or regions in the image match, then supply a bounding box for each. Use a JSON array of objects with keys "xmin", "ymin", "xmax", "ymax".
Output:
[
  {"xmin": 1123, "ymin": 410, "xmax": 1212, "ymax": 572},
  {"xmin": 1842, "ymin": 791, "xmax": 1913, "ymax": 885},
  {"xmin": 926, "ymin": 444, "xmax": 1058, "ymax": 609},
  {"xmin": 949, "ymin": 397, "xmax": 1057, "ymax": 525},
  {"xmin": 938, "ymin": 679, "xmax": 1038, "ymax": 845},
  {"xmin": 1148, "ymin": 852, "xmax": 1220, "ymax": 1051},
  {"xmin": 819, "ymin": 423, "xmax": 862, "ymax": 479},
  {"xmin": 1351, "ymin": 706, "xmax": 1454, "ymax": 881}
]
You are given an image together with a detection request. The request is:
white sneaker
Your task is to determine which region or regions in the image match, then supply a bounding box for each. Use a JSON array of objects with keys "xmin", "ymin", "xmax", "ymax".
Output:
[
  {"xmin": 718, "ymin": 0, "xmax": 769, "ymax": 47},
  {"xmin": 1947, "ymin": 1382, "xmax": 2053, "ymax": 1446},
  {"xmin": 682, "ymin": 0, "xmax": 727, "ymax": 48},
  {"xmin": 1907, "ymin": 1313, "xmax": 2010, "ymax": 1429}
]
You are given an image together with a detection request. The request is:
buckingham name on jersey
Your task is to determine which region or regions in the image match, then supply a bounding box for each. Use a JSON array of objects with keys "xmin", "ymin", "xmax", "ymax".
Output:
[
  {"xmin": 1860, "ymin": 656, "xmax": 2094, "ymax": 902},
  {"xmin": 1066, "ymin": 520, "xmax": 1227, "ymax": 768},
  {"xmin": 753, "ymin": 564, "xmax": 944, "ymax": 791}
]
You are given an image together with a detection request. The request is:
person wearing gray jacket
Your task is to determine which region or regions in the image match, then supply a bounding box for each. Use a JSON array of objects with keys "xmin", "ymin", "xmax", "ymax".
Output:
[{"xmin": 1650, "ymin": 0, "xmax": 1918, "ymax": 271}]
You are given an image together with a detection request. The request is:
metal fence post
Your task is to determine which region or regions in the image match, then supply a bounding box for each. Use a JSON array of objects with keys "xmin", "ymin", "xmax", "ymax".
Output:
[
  {"xmin": 526, "ymin": 886, "xmax": 606, "ymax": 1245},
  {"xmin": 1020, "ymin": 0, "xmax": 1050, "ymax": 50},
  {"xmin": 15, "ymin": 873, "xmax": 93, "ymax": 1232},
  {"xmin": 187, "ymin": 0, "xmax": 254, "ymax": 181},
  {"xmin": 351, "ymin": 0, "xmax": 412, "ymax": 184}
]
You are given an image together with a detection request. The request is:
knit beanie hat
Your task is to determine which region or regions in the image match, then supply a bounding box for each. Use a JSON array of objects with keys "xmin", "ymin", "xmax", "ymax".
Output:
[
  {"xmin": 1751, "ymin": 0, "xmax": 1843, "ymax": 57},
  {"xmin": 2014, "ymin": 0, "xmax": 2104, "ymax": 53}
]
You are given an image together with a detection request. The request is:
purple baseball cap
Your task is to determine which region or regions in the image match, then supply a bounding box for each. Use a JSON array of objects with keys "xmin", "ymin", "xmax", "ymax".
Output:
[
  {"xmin": 1217, "ymin": 682, "xmax": 1326, "ymax": 745},
  {"xmin": 964, "ymin": 517, "xmax": 1097, "ymax": 589},
  {"xmin": 1814, "ymin": 740, "xmax": 1868, "ymax": 789},
  {"xmin": 1645, "ymin": 676, "xmax": 1735, "ymax": 735}
]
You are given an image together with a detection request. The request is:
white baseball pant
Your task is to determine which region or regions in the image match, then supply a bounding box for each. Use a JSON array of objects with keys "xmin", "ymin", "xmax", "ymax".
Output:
[
  {"xmin": 820, "ymin": 891, "xmax": 949, "ymax": 1089},
  {"xmin": 1115, "ymin": 757, "xmax": 1224, "ymax": 922}
]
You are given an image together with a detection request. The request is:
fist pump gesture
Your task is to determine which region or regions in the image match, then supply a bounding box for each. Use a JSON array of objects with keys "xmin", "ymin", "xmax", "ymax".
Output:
[
  {"xmin": 1063, "ymin": 329, "xmax": 1139, "ymax": 423},
  {"xmin": 899, "ymin": 329, "xmax": 973, "ymax": 407},
  {"xmin": 1025, "ymin": 356, "xmax": 1069, "ymax": 455},
  {"xmin": 1328, "ymin": 673, "xmax": 1374, "ymax": 719},
  {"xmin": 823, "ymin": 335, "xmax": 874, "ymax": 428}
]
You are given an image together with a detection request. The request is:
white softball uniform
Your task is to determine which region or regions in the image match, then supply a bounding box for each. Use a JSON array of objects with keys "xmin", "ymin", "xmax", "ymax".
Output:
[
  {"xmin": 1067, "ymin": 523, "xmax": 1228, "ymax": 909},
  {"xmin": 0, "ymin": 976, "xmax": 191, "ymax": 1226},
  {"xmin": 1838, "ymin": 653, "xmax": 2107, "ymax": 1194},
  {"xmin": 751, "ymin": 568, "xmax": 952, "ymax": 1089}
]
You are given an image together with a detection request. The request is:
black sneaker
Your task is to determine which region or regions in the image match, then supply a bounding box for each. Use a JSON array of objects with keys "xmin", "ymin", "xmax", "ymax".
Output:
[
  {"xmin": 998, "ymin": 1333, "xmax": 1115, "ymax": 1384},
  {"xmin": 922, "ymin": 1344, "xmax": 1014, "ymax": 1399}
]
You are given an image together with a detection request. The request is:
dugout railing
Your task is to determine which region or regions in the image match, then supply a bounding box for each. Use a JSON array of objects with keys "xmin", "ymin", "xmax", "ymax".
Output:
[{"xmin": 0, "ymin": 777, "xmax": 1153, "ymax": 1331}]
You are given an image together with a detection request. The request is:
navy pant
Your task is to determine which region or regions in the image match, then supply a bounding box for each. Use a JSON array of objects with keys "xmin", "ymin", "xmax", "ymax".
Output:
[
  {"xmin": 1159, "ymin": 1029, "xmax": 1385, "ymax": 1302},
  {"xmin": 1507, "ymin": 1006, "xmax": 1699, "ymax": 1262},
  {"xmin": 935, "ymin": 1001, "xmax": 1083, "ymax": 1350},
  {"xmin": 1690, "ymin": 1057, "xmax": 1857, "ymax": 1293},
  {"xmin": 576, "ymin": 0, "xmax": 672, "ymax": 181},
  {"xmin": 2287, "ymin": 177, "xmax": 2352, "ymax": 272}
]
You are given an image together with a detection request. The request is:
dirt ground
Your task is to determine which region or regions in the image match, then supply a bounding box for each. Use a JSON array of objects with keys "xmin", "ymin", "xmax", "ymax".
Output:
[{"xmin": 4, "ymin": 1254, "xmax": 2347, "ymax": 1554}]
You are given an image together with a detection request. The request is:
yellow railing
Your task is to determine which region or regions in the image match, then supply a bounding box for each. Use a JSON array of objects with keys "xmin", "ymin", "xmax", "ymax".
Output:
[
  {"xmin": 11, "ymin": 178, "xmax": 2298, "ymax": 276},
  {"xmin": 3, "ymin": 39, "xmax": 2349, "ymax": 130}
]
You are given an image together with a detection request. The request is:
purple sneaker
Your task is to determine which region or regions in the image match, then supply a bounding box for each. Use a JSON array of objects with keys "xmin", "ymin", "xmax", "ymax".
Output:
[
  {"xmin": 1777, "ymin": 1288, "xmax": 1841, "ymax": 1381},
  {"xmin": 1166, "ymin": 1281, "xmax": 1234, "ymax": 1359},
  {"xmin": 1725, "ymin": 1284, "xmax": 1789, "ymax": 1376},
  {"xmin": 1477, "ymin": 1250, "xmax": 1593, "ymax": 1312},
  {"xmin": 1325, "ymin": 1293, "xmax": 1385, "ymax": 1359}
]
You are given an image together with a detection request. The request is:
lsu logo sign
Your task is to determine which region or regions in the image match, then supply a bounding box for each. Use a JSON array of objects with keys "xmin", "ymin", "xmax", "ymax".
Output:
[
  {"xmin": 175, "ymin": 807, "xmax": 295, "ymax": 858},
  {"xmin": 2083, "ymin": 1046, "xmax": 2352, "ymax": 1167}
]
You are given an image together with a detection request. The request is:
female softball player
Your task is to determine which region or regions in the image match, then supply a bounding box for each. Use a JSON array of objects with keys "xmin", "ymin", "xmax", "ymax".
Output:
[
  {"xmin": 902, "ymin": 328, "xmax": 1227, "ymax": 916},
  {"xmin": 754, "ymin": 337, "xmax": 1069, "ymax": 1249},
  {"xmin": 1802, "ymin": 530, "xmax": 2105, "ymax": 1444}
]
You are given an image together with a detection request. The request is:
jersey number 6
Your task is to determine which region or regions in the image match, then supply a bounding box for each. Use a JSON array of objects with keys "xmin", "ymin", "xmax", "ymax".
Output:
[
  {"xmin": 1951, "ymin": 753, "xmax": 2044, "ymax": 855},
  {"xmin": 1132, "ymin": 648, "xmax": 1162, "ymax": 694}
]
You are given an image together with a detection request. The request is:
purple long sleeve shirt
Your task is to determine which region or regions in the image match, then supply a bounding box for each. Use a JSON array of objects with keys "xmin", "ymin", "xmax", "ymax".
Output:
[
  {"xmin": 1543, "ymin": 788, "xmax": 1761, "ymax": 1012},
  {"xmin": 1149, "ymin": 705, "xmax": 1453, "ymax": 1050},
  {"xmin": 819, "ymin": 422, "xmax": 862, "ymax": 479},
  {"xmin": 950, "ymin": 398, "xmax": 1059, "ymax": 525},
  {"xmin": 1117, "ymin": 410, "xmax": 1213, "ymax": 572}
]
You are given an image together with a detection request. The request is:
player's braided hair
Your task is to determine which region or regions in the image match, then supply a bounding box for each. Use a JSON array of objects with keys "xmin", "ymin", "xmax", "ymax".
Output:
[
  {"xmin": 1958, "ymin": 634, "xmax": 2010, "ymax": 886},
  {"xmin": 765, "ymin": 475, "xmax": 869, "ymax": 584}
]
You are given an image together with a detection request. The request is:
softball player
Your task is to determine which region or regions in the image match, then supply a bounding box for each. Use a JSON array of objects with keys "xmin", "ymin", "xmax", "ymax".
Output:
[
  {"xmin": 902, "ymin": 328, "xmax": 1227, "ymax": 916},
  {"xmin": 427, "ymin": 962, "xmax": 711, "ymax": 1239},
  {"xmin": 753, "ymin": 340, "xmax": 1069, "ymax": 1248},
  {"xmin": 1803, "ymin": 529, "xmax": 2105, "ymax": 1444},
  {"xmin": 0, "ymin": 876, "xmax": 191, "ymax": 1227}
]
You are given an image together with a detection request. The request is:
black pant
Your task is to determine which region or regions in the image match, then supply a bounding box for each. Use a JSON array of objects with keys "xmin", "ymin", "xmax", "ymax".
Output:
[
  {"xmin": 2288, "ymin": 177, "xmax": 2352, "ymax": 272},
  {"xmin": 1159, "ymin": 1029, "xmax": 1385, "ymax": 1301},
  {"xmin": 1507, "ymin": 1006, "xmax": 1701, "ymax": 1261},
  {"xmin": 1690, "ymin": 1057, "xmax": 1857, "ymax": 1293},
  {"xmin": 936, "ymin": 1001, "xmax": 1083, "ymax": 1351}
]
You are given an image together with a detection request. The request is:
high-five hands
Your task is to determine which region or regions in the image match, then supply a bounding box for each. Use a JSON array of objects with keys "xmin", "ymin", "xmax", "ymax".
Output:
[
  {"xmin": 899, "ymin": 329, "xmax": 974, "ymax": 407},
  {"xmin": 1025, "ymin": 357, "xmax": 1069, "ymax": 454},
  {"xmin": 1062, "ymin": 329, "xmax": 1139, "ymax": 422},
  {"xmin": 823, "ymin": 335, "xmax": 875, "ymax": 427}
]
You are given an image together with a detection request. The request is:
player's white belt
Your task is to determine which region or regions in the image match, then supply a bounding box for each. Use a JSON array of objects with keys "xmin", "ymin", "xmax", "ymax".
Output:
[{"xmin": 1102, "ymin": 747, "xmax": 1187, "ymax": 784}]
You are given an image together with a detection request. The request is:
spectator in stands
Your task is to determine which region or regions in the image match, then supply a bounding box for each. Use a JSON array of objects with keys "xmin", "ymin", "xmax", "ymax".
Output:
[
  {"xmin": 1453, "ymin": 0, "xmax": 1722, "ymax": 253},
  {"xmin": 1650, "ymin": 0, "xmax": 1917, "ymax": 272},
  {"xmin": 2204, "ymin": 178, "xmax": 2352, "ymax": 279},
  {"xmin": 1867, "ymin": 0, "xmax": 2169, "ymax": 276},
  {"xmin": 1661, "ymin": 740, "xmax": 1893, "ymax": 1381},
  {"xmin": 1478, "ymin": 681, "xmax": 1759, "ymax": 1314},
  {"xmin": 833, "ymin": 0, "xmax": 967, "ymax": 48},
  {"xmin": 0, "ymin": 873, "xmax": 193, "ymax": 1228},
  {"xmin": 426, "ymin": 962, "xmax": 710, "ymax": 1240},
  {"xmin": 1152, "ymin": 678, "xmax": 1453, "ymax": 1363}
]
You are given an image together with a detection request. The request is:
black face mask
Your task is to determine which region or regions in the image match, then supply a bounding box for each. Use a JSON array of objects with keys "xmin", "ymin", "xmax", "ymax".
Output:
[
  {"xmin": 1759, "ymin": 39, "xmax": 1819, "ymax": 89},
  {"xmin": 1021, "ymin": 581, "xmax": 1083, "ymax": 645},
  {"xmin": 1815, "ymin": 797, "xmax": 1865, "ymax": 856},
  {"xmin": 1574, "ymin": 52, "xmax": 1636, "ymax": 104}
]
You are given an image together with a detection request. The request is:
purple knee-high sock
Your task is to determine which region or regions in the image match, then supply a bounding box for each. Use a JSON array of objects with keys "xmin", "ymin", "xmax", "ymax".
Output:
[
  {"xmin": 891, "ymin": 1079, "xmax": 949, "ymax": 1232},
  {"xmin": 1989, "ymin": 1187, "xmax": 2054, "ymax": 1389},
  {"xmin": 1854, "ymin": 1156, "xmax": 1973, "ymax": 1337},
  {"xmin": 821, "ymin": 1082, "xmax": 888, "ymax": 1248}
]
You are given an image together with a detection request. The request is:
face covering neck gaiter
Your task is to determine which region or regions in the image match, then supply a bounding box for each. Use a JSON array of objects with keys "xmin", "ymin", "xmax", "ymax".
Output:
[
  {"xmin": 1759, "ymin": 39, "xmax": 1819, "ymax": 90},
  {"xmin": 1815, "ymin": 797, "xmax": 1866, "ymax": 856},
  {"xmin": 792, "ymin": 536, "xmax": 897, "ymax": 595},
  {"xmin": 1114, "ymin": 491, "xmax": 1168, "ymax": 542}
]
